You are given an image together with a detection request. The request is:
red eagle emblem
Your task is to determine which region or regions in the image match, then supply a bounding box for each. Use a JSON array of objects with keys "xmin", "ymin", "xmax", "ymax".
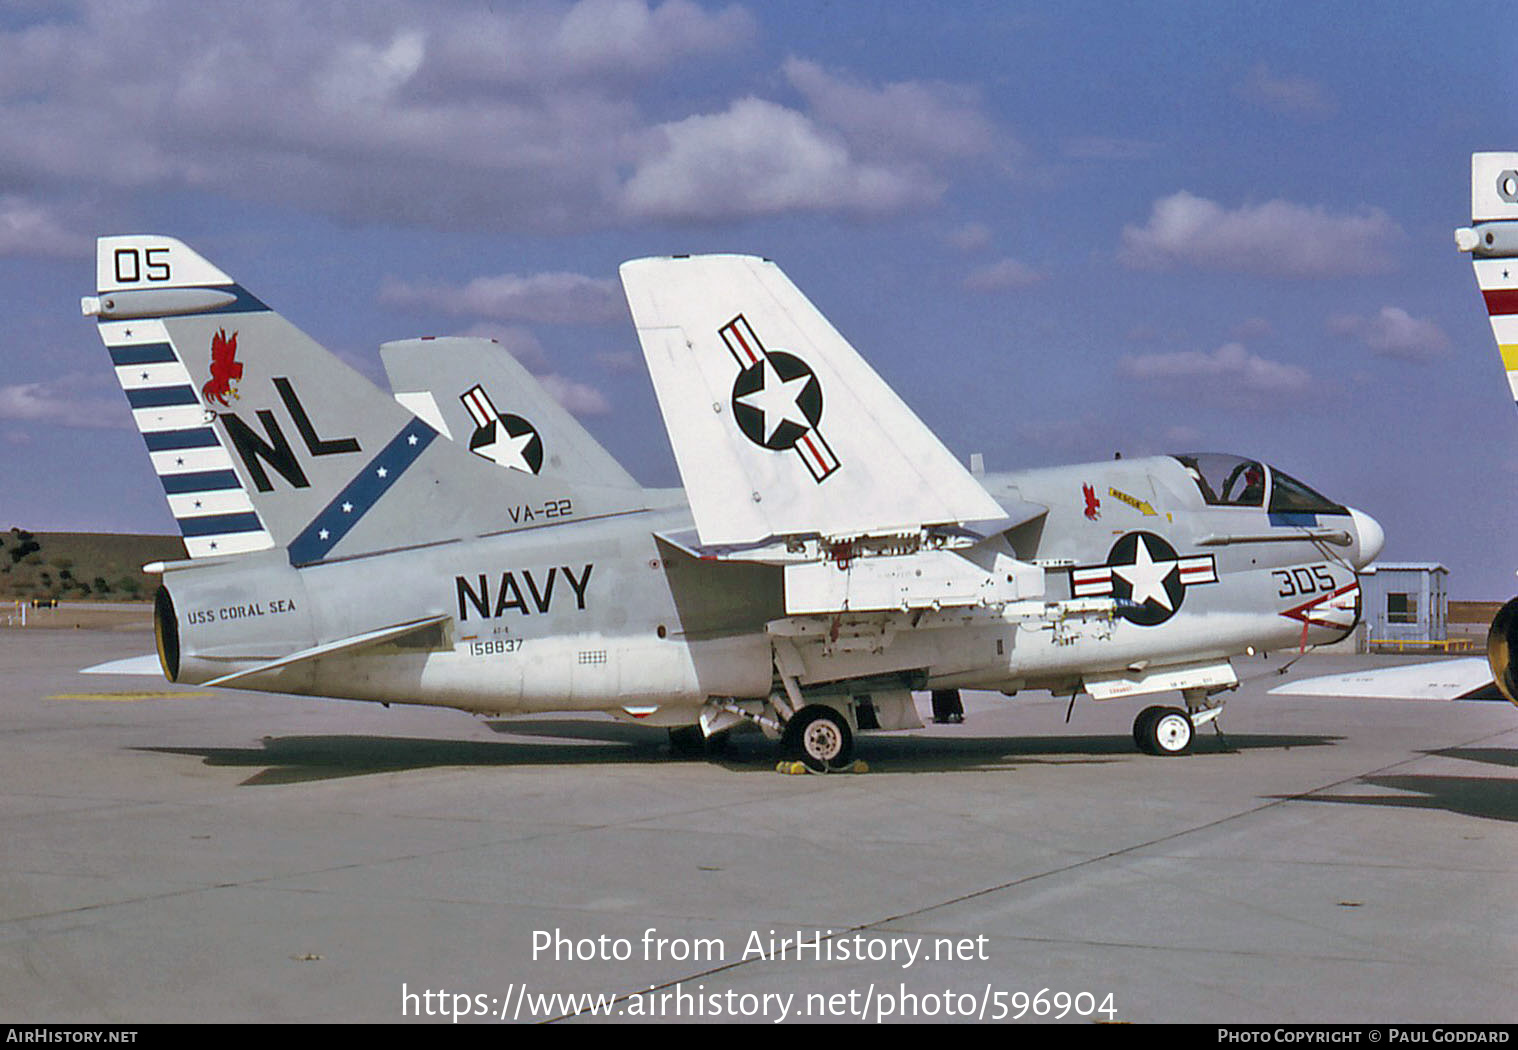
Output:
[
  {"xmin": 1082, "ymin": 483, "xmax": 1101, "ymax": 521},
  {"xmin": 202, "ymin": 328, "xmax": 243, "ymax": 406}
]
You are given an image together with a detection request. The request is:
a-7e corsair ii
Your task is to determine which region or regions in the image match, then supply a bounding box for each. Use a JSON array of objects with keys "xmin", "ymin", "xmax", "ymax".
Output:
[{"xmin": 82, "ymin": 238, "xmax": 1383, "ymax": 770}]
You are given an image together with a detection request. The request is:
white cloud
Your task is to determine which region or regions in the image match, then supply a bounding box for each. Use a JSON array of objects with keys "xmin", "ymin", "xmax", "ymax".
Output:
[
  {"xmin": 945, "ymin": 222, "xmax": 992, "ymax": 254},
  {"xmin": 1118, "ymin": 191, "xmax": 1401, "ymax": 277},
  {"xmin": 1237, "ymin": 63, "xmax": 1337, "ymax": 120},
  {"xmin": 0, "ymin": 2, "xmax": 752, "ymax": 232},
  {"xmin": 381, "ymin": 272, "xmax": 625, "ymax": 325},
  {"xmin": 441, "ymin": 323, "xmax": 612, "ymax": 417},
  {"xmin": 315, "ymin": 29, "xmax": 426, "ymax": 110},
  {"xmin": 0, "ymin": 196, "xmax": 91, "ymax": 258},
  {"xmin": 621, "ymin": 97, "xmax": 936, "ymax": 221},
  {"xmin": 1328, "ymin": 306, "xmax": 1451, "ymax": 361},
  {"xmin": 553, "ymin": 0, "xmax": 754, "ymax": 78},
  {"xmin": 1119, "ymin": 342, "xmax": 1312, "ymax": 395},
  {"xmin": 539, "ymin": 374, "xmax": 612, "ymax": 416},
  {"xmin": 0, "ymin": 374, "xmax": 131, "ymax": 429},
  {"xmin": 964, "ymin": 257, "xmax": 1042, "ymax": 292},
  {"xmin": 782, "ymin": 57, "xmax": 1000, "ymax": 164}
]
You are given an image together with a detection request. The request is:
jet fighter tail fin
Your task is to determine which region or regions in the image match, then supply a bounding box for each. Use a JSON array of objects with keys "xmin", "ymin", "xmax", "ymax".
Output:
[
  {"xmin": 619, "ymin": 255, "xmax": 1004, "ymax": 547},
  {"xmin": 85, "ymin": 236, "xmax": 639, "ymax": 563},
  {"xmin": 1457, "ymin": 153, "xmax": 1518, "ymax": 409},
  {"xmin": 379, "ymin": 336, "xmax": 640, "ymax": 491}
]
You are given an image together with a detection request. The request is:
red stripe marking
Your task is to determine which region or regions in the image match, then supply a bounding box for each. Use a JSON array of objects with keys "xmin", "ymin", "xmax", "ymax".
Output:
[
  {"xmin": 1483, "ymin": 289, "xmax": 1518, "ymax": 315},
  {"xmin": 726, "ymin": 323, "xmax": 760, "ymax": 365},
  {"xmin": 800, "ymin": 433, "xmax": 822, "ymax": 467}
]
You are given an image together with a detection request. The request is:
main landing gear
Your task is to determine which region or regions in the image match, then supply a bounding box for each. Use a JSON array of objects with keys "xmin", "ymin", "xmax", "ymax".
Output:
[
  {"xmin": 1131, "ymin": 687, "xmax": 1229, "ymax": 756},
  {"xmin": 782, "ymin": 705, "xmax": 855, "ymax": 772},
  {"xmin": 1132, "ymin": 705, "xmax": 1194, "ymax": 755}
]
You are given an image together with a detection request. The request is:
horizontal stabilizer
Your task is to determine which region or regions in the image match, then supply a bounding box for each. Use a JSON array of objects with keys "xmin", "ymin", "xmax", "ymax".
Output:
[
  {"xmin": 81, "ymin": 654, "xmax": 163, "ymax": 676},
  {"xmin": 202, "ymin": 614, "xmax": 450, "ymax": 687},
  {"xmin": 621, "ymin": 255, "xmax": 1004, "ymax": 546}
]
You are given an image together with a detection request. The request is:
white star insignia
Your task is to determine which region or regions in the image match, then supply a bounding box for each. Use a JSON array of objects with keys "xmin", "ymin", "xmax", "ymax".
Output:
[
  {"xmin": 376, "ymin": 467, "xmax": 388, "ymax": 479},
  {"xmin": 408, "ymin": 435, "xmax": 418, "ymax": 445},
  {"xmin": 736, "ymin": 357, "xmax": 814, "ymax": 442},
  {"xmin": 1112, "ymin": 535, "xmax": 1179, "ymax": 611},
  {"xmin": 477, "ymin": 428, "xmax": 537, "ymax": 473},
  {"xmin": 342, "ymin": 502, "xmax": 353, "ymax": 514},
  {"xmin": 318, "ymin": 529, "xmax": 329, "ymax": 541}
]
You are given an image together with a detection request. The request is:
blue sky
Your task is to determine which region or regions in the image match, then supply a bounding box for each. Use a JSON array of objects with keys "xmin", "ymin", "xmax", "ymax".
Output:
[{"xmin": 3, "ymin": 1, "xmax": 1517, "ymax": 595}]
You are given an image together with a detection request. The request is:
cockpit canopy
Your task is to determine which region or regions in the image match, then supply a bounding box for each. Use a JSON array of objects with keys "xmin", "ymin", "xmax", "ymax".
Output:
[{"xmin": 1171, "ymin": 453, "xmax": 1348, "ymax": 515}]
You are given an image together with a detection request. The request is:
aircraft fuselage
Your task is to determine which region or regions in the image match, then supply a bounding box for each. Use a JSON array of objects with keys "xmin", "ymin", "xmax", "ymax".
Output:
[{"xmin": 154, "ymin": 453, "xmax": 1369, "ymax": 721}]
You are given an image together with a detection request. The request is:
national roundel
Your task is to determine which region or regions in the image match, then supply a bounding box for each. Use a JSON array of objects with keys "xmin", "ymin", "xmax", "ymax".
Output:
[
  {"xmin": 730, "ymin": 350, "xmax": 824, "ymax": 451},
  {"xmin": 1106, "ymin": 531, "xmax": 1186, "ymax": 626},
  {"xmin": 469, "ymin": 413, "xmax": 544, "ymax": 475}
]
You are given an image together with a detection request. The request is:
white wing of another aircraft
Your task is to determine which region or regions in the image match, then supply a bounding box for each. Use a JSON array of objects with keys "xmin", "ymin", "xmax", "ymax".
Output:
[
  {"xmin": 1269, "ymin": 657, "xmax": 1499, "ymax": 701},
  {"xmin": 620, "ymin": 255, "xmax": 1006, "ymax": 547}
]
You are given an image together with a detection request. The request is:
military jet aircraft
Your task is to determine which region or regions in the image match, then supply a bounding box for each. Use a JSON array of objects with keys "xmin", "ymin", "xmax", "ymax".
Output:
[
  {"xmin": 81, "ymin": 236, "xmax": 1383, "ymax": 769},
  {"xmin": 1274, "ymin": 151, "xmax": 1518, "ymax": 707}
]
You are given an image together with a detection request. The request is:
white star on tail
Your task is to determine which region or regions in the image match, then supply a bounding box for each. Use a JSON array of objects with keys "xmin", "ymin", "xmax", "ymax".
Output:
[
  {"xmin": 478, "ymin": 427, "xmax": 537, "ymax": 473},
  {"xmin": 736, "ymin": 357, "xmax": 813, "ymax": 443},
  {"xmin": 1112, "ymin": 535, "xmax": 1178, "ymax": 610}
]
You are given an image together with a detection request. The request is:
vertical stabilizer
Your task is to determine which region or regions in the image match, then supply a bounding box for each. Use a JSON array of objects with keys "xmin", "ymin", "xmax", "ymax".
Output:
[
  {"xmin": 1456, "ymin": 153, "xmax": 1518, "ymax": 409},
  {"xmin": 620, "ymin": 255, "xmax": 1004, "ymax": 547},
  {"xmin": 84, "ymin": 236, "xmax": 640, "ymax": 563},
  {"xmin": 380, "ymin": 336, "xmax": 639, "ymax": 490}
]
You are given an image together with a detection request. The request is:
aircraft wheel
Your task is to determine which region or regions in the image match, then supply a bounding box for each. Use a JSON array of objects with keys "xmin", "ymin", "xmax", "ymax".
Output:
[
  {"xmin": 783, "ymin": 706, "xmax": 854, "ymax": 772},
  {"xmin": 1142, "ymin": 707, "xmax": 1194, "ymax": 757},
  {"xmin": 1132, "ymin": 705, "xmax": 1167, "ymax": 753}
]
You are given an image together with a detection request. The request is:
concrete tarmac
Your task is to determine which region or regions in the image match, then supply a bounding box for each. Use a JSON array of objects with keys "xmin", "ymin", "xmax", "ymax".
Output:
[{"xmin": 1, "ymin": 625, "xmax": 1514, "ymax": 1024}]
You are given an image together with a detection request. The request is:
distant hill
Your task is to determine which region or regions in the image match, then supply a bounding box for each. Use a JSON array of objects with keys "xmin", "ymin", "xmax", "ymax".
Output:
[{"xmin": 0, "ymin": 529, "xmax": 186, "ymax": 602}]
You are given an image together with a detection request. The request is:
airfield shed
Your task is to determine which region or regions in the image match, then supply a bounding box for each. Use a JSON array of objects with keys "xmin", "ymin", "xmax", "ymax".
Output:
[{"xmin": 1359, "ymin": 562, "xmax": 1449, "ymax": 646}]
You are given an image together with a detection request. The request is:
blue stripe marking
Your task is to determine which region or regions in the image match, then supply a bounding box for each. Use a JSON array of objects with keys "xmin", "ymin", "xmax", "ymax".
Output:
[
  {"xmin": 126, "ymin": 385, "xmax": 199, "ymax": 409},
  {"xmin": 203, "ymin": 283, "xmax": 269, "ymax": 314},
  {"xmin": 287, "ymin": 418, "xmax": 438, "ymax": 565},
  {"xmin": 177, "ymin": 512, "xmax": 263, "ymax": 537},
  {"xmin": 160, "ymin": 470, "xmax": 241, "ymax": 494},
  {"xmin": 144, "ymin": 428, "xmax": 219, "ymax": 451},
  {"xmin": 1269, "ymin": 512, "xmax": 1320, "ymax": 527},
  {"xmin": 108, "ymin": 342, "xmax": 177, "ymax": 366}
]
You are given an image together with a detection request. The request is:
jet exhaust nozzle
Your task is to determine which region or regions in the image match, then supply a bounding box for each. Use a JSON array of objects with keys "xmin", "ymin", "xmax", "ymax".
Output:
[
  {"xmin": 1486, "ymin": 597, "xmax": 1518, "ymax": 707},
  {"xmin": 154, "ymin": 586, "xmax": 180, "ymax": 682}
]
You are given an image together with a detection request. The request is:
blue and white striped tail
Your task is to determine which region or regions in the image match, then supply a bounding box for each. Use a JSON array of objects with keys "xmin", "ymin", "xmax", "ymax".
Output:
[{"xmin": 96, "ymin": 314, "xmax": 274, "ymax": 558}]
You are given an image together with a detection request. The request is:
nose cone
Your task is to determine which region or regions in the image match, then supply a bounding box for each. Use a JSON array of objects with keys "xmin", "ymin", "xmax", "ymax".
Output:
[{"xmin": 1348, "ymin": 507, "xmax": 1384, "ymax": 568}]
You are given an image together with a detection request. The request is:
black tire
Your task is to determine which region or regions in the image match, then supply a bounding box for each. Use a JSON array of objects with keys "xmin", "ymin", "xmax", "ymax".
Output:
[
  {"xmin": 1132, "ymin": 705, "xmax": 1167, "ymax": 753},
  {"xmin": 1142, "ymin": 707, "xmax": 1194, "ymax": 756},
  {"xmin": 782, "ymin": 706, "xmax": 854, "ymax": 771},
  {"xmin": 931, "ymin": 688, "xmax": 964, "ymax": 724}
]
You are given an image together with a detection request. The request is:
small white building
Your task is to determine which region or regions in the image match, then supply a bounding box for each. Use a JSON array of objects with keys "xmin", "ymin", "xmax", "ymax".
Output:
[{"xmin": 1359, "ymin": 562, "xmax": 1449, "ymax": 643}]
